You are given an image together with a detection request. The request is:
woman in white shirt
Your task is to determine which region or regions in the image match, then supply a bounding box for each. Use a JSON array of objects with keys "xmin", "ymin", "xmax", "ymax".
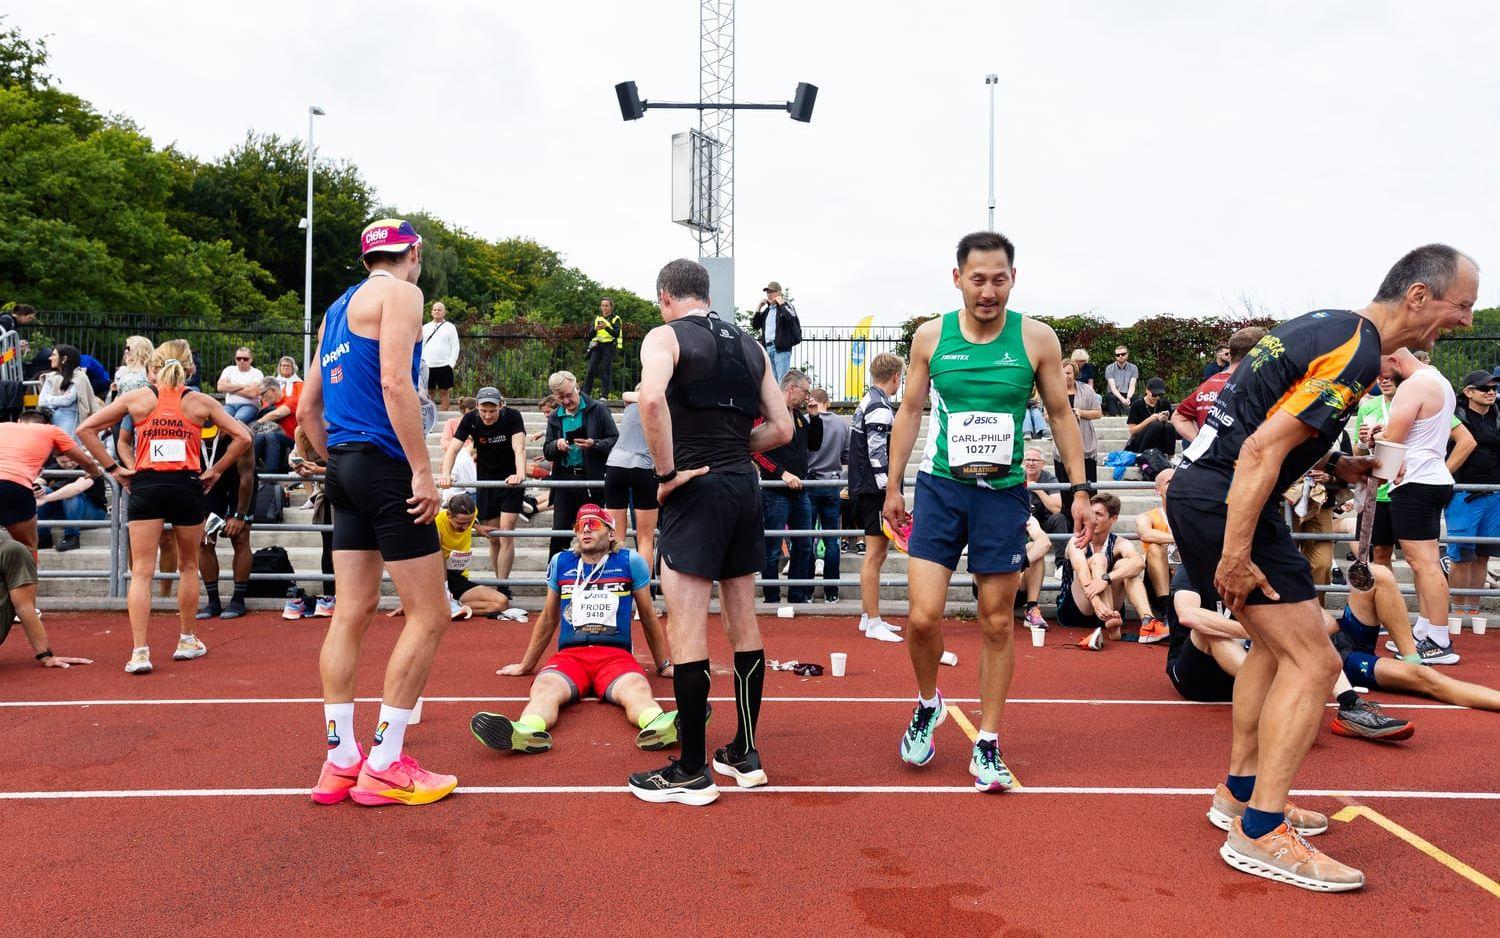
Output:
[
  {"xmin": 216, "ymin": 346, "xmax": 264, "ymax": 423},
  {"xmin": 37, "ymin": 344, "xmax": 98, "ymax": 437},
  {"xmin": 273, "ymin": 356, "xmax": 301, "ymax": 391}
]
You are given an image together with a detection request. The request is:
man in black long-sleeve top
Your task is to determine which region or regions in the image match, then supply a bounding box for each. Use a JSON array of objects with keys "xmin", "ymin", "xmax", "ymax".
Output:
[{"xmin": 752, "ymin": 368, "xmax": 822, "ymax": 604}]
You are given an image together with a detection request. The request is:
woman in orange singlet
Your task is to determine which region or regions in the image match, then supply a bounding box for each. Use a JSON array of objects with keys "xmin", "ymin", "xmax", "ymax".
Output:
[{"xmin": 77, "ymin": 340, "xmax": 252, "ymax": 675}]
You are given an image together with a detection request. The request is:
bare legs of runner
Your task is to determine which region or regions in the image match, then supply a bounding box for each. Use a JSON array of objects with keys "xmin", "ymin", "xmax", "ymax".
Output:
[{"xmin": 320, "ymin": 550, "xmax": 449, "ymax": 709}]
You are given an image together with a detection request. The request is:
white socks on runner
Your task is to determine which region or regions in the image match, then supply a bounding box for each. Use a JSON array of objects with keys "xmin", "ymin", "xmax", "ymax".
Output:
[
  {"xmin": 919, "ymin": 692, "xmax": 942, "ymax": 711},
  {"xmin": 861, "ymin": 614, "xmax": 904, "ymax": 643},
  {"xmin": 977, "ymin": 730, "xmax": 999, "ymax": 744},
  {"xmin": 1413, "ymin": 616, "xmax": 1431, "ymax": 642},
  {"xmin": 1423, "ymin": 616, "xmax": 1452, "ymax": 648},
  {"xmin": 324, "ymin": 702, "xmax": 359, "ymax": 768},
  {"xmin": 366, "ymin": 703, "xmax": 412, "ymax": 772}
]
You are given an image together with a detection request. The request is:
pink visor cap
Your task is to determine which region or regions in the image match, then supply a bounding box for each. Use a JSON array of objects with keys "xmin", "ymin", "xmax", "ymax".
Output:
[{"xmin": 360, "ymin": 218, "xmax": 422, "ymax": 256}]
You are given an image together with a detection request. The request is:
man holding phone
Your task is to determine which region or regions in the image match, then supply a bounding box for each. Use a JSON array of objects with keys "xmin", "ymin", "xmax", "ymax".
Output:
[{"xmin": 542, "ymin": 370, "xmax": 618, "ymax": 558}]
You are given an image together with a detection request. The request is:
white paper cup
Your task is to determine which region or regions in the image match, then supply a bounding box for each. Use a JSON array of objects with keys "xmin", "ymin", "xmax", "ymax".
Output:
[
  {"xmin": 829, "ymin": 652, "xmax": 847, "ymax": 677},
  {"xmin": 410, "ymin": 697, "xmax": 424, "ymax": 725},
  {"xmin": 1030, "ymin": 627, "xmax": 1046, "ymax": 647},
  {"xmin": 1371, "ymin": 440, "xmax": 1407, "ymax": 481},
  {"xmin": 777, "ymin": 605, "xmax": 795, "ymax": 619},
  {"xmin": 1449, "ymin": 616, "xmax": 1463, "ymax": 636},
  {"xmin": 1473, "ymin": 617, "xmax": 1488, "ymax": 635},
  {"xmin": 940, "ymin": 650, "xmax": 959, "ymax": 667}
]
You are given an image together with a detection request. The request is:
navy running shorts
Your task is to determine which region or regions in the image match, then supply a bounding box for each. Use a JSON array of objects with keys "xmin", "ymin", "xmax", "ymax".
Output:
[{"xmin": 907, "ymin": 472, "xmax": 1030, "ymax": 574}]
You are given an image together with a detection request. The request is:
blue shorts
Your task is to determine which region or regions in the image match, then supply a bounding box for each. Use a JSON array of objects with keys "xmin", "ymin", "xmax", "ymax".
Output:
[
  {"xmin": 1444, "ymin": 491, "xmax": 1500, "ymax": 562},
  {"xmin": 1335, "ymin": 606, "xmax": 1383, "ymax": 690},
  {"xmin": 908, "ymin": 472, "xmax": 1030, "ymax": 574}
]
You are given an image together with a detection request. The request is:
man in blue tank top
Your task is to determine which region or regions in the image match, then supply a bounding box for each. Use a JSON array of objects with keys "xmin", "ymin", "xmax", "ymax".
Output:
[{"xmin": 298, "ymin": 218, "xmax": 457, "ymax": 808}]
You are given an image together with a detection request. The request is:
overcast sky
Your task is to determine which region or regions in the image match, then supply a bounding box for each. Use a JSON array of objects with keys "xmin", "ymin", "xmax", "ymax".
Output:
[{"xmin": 10, "ymin": 0, "xmax": 1499, "ymax": 327}]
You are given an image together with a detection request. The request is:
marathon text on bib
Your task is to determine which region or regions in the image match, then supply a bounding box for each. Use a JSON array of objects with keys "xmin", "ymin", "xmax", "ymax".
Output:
[
  {"xmin": 569, "ymin": 589, "xmax": 619, "ymax": 634},
  {"xmin": 947, "ymin": 411, "xmax": 1015, "ymax": 480}
]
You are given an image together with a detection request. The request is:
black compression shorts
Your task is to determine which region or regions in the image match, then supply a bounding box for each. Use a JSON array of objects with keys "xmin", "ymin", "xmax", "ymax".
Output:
[
  {"xmin": 477, "ymin": 484, "xmax": 525, "ymax": 520},
  {"xmin": 326, "ymin": 444, "xmax": 439, "ymax": 562},
  {"xmin": 0, "ymin": 481, "xmax": 37, "ymax": 526},
  {"xmin": 1166, "ymin": 492, "xmax": 1316, "ymax": 606},
  {"xmin": 128, "ymin": 471, "xmax": 207, "ymax": 527},
  {"xmin": 658, "ymin": 470, "xmax": 762, "ymax": 580},
  {"xmin": 604, "ymin": 466, "xmax": 659, "ymax": 511},
  {"xmin": 1386, "ymin": 482, "xmax": 1452, "ymax": 543},
  {"xmin": 1166, "ymin": 635, "xmax": 1236, "ymax": 702}
]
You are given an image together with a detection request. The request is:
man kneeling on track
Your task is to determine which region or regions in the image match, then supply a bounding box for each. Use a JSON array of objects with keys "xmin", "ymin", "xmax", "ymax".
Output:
[
  {"xmin": 1056, "ymin": 492, "xmax": 1167, "ymax": 646},
  {"xmin": 388, "ymin": 492, "xmax": 518, "ymax": 620},
  {"xmin": 470, "ymin": 504, "xmax": 681, "ymax": 754},
  {"xmin": 1, "ymin": 529, "xmax": 92, "ymax": 668},
  {"xmin": 1164, "ymin": 565, "xmax": 1413, "ymax": 739}
]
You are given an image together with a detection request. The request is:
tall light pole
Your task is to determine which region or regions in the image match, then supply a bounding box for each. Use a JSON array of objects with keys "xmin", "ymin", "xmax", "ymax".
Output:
[
  {"xmin": 985, "ymin": 74, "xmax": 998, "ymax": 231},
  {"xmin": 303, "ymin": 105, "xmax": 325, "ymax": 374}
]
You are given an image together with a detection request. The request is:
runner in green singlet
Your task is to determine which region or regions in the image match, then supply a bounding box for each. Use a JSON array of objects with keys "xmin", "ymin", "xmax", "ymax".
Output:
[{"xmin": 883, "ymin": 231, "xmax": 1093, "ymax": 792}]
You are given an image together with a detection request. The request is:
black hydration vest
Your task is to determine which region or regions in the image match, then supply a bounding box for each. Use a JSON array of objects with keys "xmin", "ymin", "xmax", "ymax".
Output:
[{"xmin": 665, "ymin": 315, "xmax": 764, "ymax": 472}]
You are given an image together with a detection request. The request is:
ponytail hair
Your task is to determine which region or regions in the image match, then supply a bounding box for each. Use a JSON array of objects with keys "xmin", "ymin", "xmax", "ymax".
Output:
[
  {"xmin": 124, "ymin": 335, "xmax": 154, "ymax": 369},
  {"xmin": 151, "ymin": 339, "xmax": 192, "ymax": 390}
]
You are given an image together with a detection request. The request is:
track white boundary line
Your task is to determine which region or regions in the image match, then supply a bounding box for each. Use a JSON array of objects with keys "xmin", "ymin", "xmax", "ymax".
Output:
[
  {"xmin": 2, "ymin": 785, "xmax": 1497, "ymax": 801},
  {"xmin": 0, "ymin": 696, "xmax": 1467, "ymax": 710}
]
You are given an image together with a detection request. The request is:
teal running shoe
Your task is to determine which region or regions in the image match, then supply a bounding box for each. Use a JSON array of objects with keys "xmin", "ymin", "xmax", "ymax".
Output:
[
  {"xmin": 899, "ymin": 695, "xmax": 946, "ymax": 766},
  {"xmin": 970, "ymin": 738, "xmax": 1017, "ymax": 792}
]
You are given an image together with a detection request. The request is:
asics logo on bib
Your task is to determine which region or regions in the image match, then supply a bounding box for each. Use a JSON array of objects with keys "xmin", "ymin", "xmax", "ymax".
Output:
[
  {"xmin": 962, "ymin": 413, "xmax": 1003, "ymax": 427},
  {"xmin": 321, "ymin": 341, "xmax": 351, "ymax": 368}
]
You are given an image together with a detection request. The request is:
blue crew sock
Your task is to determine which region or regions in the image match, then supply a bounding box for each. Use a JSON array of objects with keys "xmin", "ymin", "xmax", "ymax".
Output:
[
  {"xmin": 1225, "ymin": 773, "xmax": 1255, "ymax": 803},
  {"xmin": 1241, "ymin": 806, "xmax": 1285, "ymax": 839}
]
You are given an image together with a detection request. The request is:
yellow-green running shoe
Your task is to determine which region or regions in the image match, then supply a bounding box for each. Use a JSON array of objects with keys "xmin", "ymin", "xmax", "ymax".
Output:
[{"xmin": 470, "ymin": 712, "xmax": 551, "ymax": 754}]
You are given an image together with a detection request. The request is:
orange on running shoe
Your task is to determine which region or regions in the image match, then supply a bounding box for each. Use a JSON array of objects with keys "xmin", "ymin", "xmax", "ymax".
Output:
[
  {"xmin": 1206, "ymin": 783, "xmax": 1328, "ymax": 835},
  {"xmin": 1137, "ymin": 617, "xmax": 1169, "ymax": 644},
  {"xmin": 349, "ymin": 753, "xmax": 458, "ymax": 807},
  {"xmin": 1220, "ymin": 818, "xmax": 1364, "ymax": 892},
  {"xmin": 311, "ymin": 749, "xmax": 364, "ymax": 805}
]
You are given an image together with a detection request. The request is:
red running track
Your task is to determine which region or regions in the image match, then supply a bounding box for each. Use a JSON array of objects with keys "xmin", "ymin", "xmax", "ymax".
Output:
[{"xmin": 3, "ymin": 612, "xmax": 1498, "ymax": 935}]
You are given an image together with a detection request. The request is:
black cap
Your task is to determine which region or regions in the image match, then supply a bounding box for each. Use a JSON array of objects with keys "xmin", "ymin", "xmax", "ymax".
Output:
[
  {"xmin": 1146, "ymin": 377, "xmax": 1168, "ymax": 395},
  {"xmin": 1461, "ymin": 370, "xmax": 1498, "ymax": 389}
]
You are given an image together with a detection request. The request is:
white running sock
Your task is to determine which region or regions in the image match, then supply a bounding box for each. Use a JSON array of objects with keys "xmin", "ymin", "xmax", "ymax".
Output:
[
  {"xmin": 859, "ymin": 614, "xmax": 870, "ymax": 632},
  {"xmin": 324, "ymin": 702, "xmax": 359, "ymax": 768},
  {"xmin": 977, "ymin": 730, "xmax": 999, "ymax": 744},
  {"xmin": 1413, "ymin": 616, "xmax": 1431, "ymax": 641},
  {"xmin": 919, "ymin": 692, "xmax": 941, "ymax": 710},
  {"xmin": 178, "ymin": 633, "xmax": 194, "ymax": 644},
  {"xmin": 1427, "ymin": 623, "xmax": 1452, "ymax": 648},
  {"xmin": 365, "ymin": 703, "xmax": 413, "ymax": 772}
]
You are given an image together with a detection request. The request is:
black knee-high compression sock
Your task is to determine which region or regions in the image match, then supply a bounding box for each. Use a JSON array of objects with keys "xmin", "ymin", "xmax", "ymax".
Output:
[
  {"xmin": 731, "ymin": 649, "xmax": 766, "ymax": 756},
  {"xmin": 673, "ymin": 659, "xmax": 711, "ymax": 773}
]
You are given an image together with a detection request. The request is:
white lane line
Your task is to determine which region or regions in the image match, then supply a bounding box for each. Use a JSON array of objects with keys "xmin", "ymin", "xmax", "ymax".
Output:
[
  {"xmin": 0, "ymin": 696, "xmax": 1467, "ymax": 710},
  {"xmin": 2, "ymin": 785, "xmax": 1497, "ymax": 801}
]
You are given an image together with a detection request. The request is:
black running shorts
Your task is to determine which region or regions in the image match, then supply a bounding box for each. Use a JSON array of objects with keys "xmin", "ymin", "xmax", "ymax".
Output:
[
  {"xmin": 1165, "ymin": 492, "xmax": 1316, "ymax": 606},
  {"xmin": 856, "ymin": 492, "xmax": 886, "ymax": 537},
  {"xmin": 1386, "ymin": 482, "xmax": 1452, "ymax": 543},
  {"xmin": 128, "ymin": 471, "xmax": 208, "ymax": 527},
  {"xmin": 326, "ymin": 444, "xmax": 440, "ymax": 562},
  {"xmin": 1166, "ymin": 636, "xmax": 1236, "ymax": 703},
  {"xmin": 1055, "ymin": 590, "xmax": 1105, "ymax": 631},
  {"xmin": 0, "ymin": 481, "xmax": 37, "ymax": 526},
  {"xmin": 658, "ymin": 469, "xmax": 762, "ymax": 580},
  {"xmin": 477, "ymin": 484, "xmax": 525, "ymax": 520},
  {"xmin": 604, "ymin": 465, "xmax": 659, "ymax": 511},
  {"xmin": 426, "ymin": 365, "xmax": 455, "ymax": 391},
  {"xmin": 1371, "ymin": 499, "xmax": 1396, "ymax": 549}
]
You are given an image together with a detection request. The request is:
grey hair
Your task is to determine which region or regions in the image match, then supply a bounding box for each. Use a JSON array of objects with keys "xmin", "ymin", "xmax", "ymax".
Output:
[
  {"xmin": 655, "ymin": 258, "xmax": 711, "ymax": 303},
  {"xmin": 781, "ymin": 368, "xmax": 810, "ymax": 389},
  {"xmin": 1374, "ymin": 244, "xmax": 1476, "ymax": 303},
  {"xmin": 259, "ymin": 377, "xmax": 283, "ymax": 397},
  {"xmin": 548, "ymin": 370, "xmax": 578, "ymax": 392}
]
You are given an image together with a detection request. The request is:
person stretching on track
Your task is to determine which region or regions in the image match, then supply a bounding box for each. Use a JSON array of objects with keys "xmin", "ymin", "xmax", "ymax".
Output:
[
  {"xmin": 1164, "ymin": 566, "xmax": 1413, "ymax": 742},
  {"xmin": 299, "ymin": 219, "xmax": 456, "ymax": 808},
  {"xmin": 1166, "ymin": 244, "xmax": 1476, "ymax": 892},
  {"xmin": 883, "ymin": 231, "xmax": 1093, "ymax": 793},
  {"xmin": 387, "ymin": 492, "xmax": 517, "ymax": 620},
  {"xmin": 470, "ymin": 504, "xmax": 680, "ymax": 756}
]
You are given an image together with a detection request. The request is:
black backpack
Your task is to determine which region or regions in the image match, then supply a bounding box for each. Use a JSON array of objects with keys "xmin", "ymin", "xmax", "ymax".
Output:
[
  {"xmin": 1136, "ymin": 448, "xmax": 1172, "ymax": 481},
  {"xmin": 247, "ymin": 546, "xmax": 295, "ymax": 598},
  {"xmin": 252, "ymin": 480, "xmax": 285, "ymax": 524}
]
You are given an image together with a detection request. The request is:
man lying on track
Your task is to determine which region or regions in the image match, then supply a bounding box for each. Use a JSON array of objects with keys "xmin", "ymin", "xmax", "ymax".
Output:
[
  {"xmin": 470, "ymin": 504, "xmax": 681, "ymax": 755},
  {"xmin": 1056, "ymin": 493, "xmax": 1167, "ymax": 646},
  {"xmin": 1164, "ymin": 565, "xmax": 1413, "ymax": 740}
]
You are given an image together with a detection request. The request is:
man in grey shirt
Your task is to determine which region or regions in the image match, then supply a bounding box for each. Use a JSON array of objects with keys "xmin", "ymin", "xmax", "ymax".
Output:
[
  {"xmin": 1104, "ymin": 345, "xmax": 1139, "ymax": 416},
  {"xmin": 806, "ymin": 388, "xmax": 850, "ymax": 603}
]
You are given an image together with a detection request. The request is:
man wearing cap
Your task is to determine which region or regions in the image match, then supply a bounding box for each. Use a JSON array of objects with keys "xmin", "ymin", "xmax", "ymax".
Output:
[
  {"xmin": 421, "ymin": 302, "xmax": 460, "ymax": 411},
  {"xmin": 299, "ymin": 218, "xmax": 457, "ymax": 808},
  {"xmin": 470, "ymin": 504, "xmax": 681, "ymax": 757},
  {"xmin": 752, "ymin": 281, "xmax": 802, "ymax": 383},
  {"xmin": 1448, "ymin": 370, "xmax": 1500, "ymax": 619},
  {"xmin": 439, "ymin": 386, "xmax": 527, "ymax": 587},
  {"xmin": 1125, "ymin": 377, "xmax": 1177, "ymax": 455}
]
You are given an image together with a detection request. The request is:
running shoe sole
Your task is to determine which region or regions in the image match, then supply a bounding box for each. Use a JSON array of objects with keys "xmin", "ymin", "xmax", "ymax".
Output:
[
  {"xmin": 635, "ymin": 720, "xmax": 679, "ymax": 752},
  {"xmin": 172, "ymin": 645, "xmax": 207, "ymax": 661},
  {"xmin": 124, "ymin": 662, "xmax": 152, "ymax": 675},
  {"xmin": 711, "ymin": 758, "xmax": 769, "ymax": 788},
  {"xmin": 1207, "ymin": 806, "xmax": 1328, "ymax": 837},
  {"xmin": 627, "ymin": 780, "xmax": 720, "ymax": 806},
  {"xmin": 1219, "ymin": 842, "xmax": 1363, "ymax": 892},
  {"xmin": 969, "ymin": 757, "xmax": 1016, "ymax": 793},
  {"xmin": 470, "ymin": 712, "xmax": 552, "ymax": 753},
  {"xmin": 1330, "ymin": 717, "xmax": 1415, "ymax": 741},
  {"xmin": 899, "ymin": 705, "xmax": 947, "ymax": 767},
  {"xmin": 349, "ymin": 780, "xmax": 458, "ymax": 807}
]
